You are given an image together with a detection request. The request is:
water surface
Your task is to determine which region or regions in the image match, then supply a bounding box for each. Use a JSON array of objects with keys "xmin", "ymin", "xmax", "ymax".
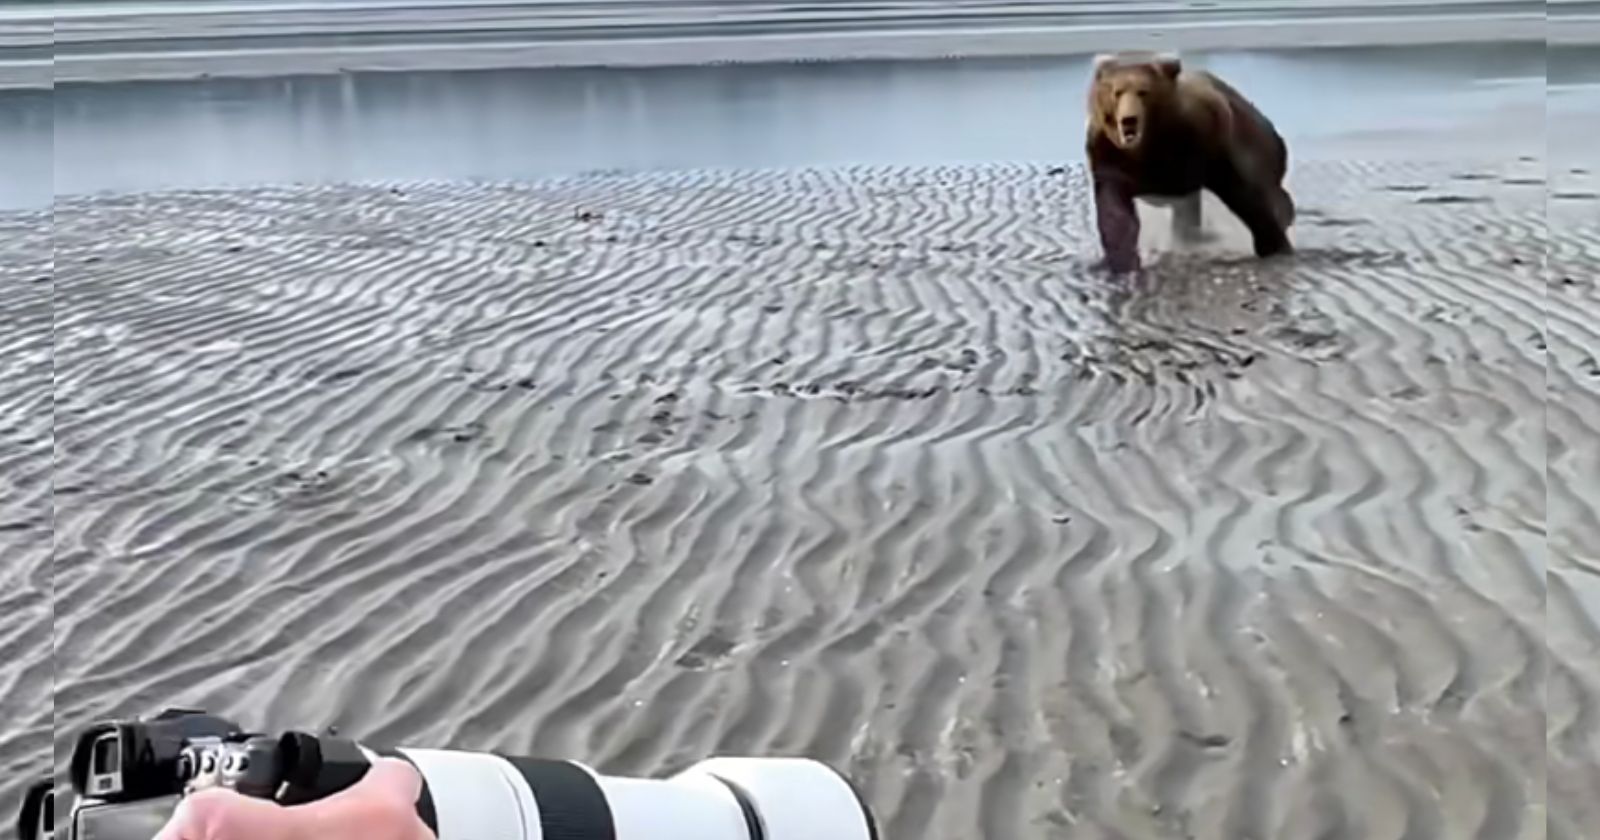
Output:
[{"xmin": 4, "ymin": 41, "xmax": 1564, "ymax": 211}]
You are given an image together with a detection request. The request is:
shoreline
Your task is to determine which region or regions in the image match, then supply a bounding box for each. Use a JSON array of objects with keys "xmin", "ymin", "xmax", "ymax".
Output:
[{"xmin": 3, "ymin": 2, "xmax": 1559, "ymax": 89}]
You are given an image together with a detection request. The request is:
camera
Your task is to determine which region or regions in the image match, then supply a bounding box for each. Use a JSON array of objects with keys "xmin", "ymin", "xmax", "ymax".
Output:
[
  {"xmin": 70, "ymin": 708, "xmax": 242, "ymax": 802},
  {"xmin": 18, "ymin": 779, "xmax": 50, "ymax": 840},
  {"xmin": 22, "ymin": 709, "xmax": 880, "ymax": 840}
]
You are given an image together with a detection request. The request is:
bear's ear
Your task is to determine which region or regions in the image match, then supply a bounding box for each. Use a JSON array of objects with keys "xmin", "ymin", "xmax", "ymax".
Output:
[
  {"xmin": 1155, "ymin": 54, "xmax": 1182, "ymax": 80},
  {"xmin": 1092, "ymin": 53, "xmax": 1118, "ymax": 76}
]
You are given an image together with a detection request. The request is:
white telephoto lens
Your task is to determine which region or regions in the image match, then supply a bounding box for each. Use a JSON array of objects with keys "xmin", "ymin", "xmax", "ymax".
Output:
[{"xmin": 390, "ymin": 749, "xmax": 877, "ymax": 840}]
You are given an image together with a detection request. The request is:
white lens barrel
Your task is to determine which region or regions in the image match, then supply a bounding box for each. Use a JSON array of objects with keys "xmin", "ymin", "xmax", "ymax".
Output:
[
  {"xmin": 593, "ymin": 772, "xmax": 753, "ymax": 840},
  {"xmin": 680, "ymin": 758, "xmax": 879, "ymax": 840},
  {"xmin": 383, "ymin": 748, "xmax": 876, "ymax": 840},
  {"xmin": 395, "ymin": 749, "xmax": 545, "ymax": 840}
]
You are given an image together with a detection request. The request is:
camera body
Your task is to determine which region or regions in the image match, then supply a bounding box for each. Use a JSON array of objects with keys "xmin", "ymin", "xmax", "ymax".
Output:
[
  {"xmin": 21, "ymin": 709, "xmax": 881, "ymax": 840},
  {"xmin": 70, "ymin": 708, "xmax": 242, "ymax": 802},
  {"xmin": 23, "ymin": 708, "xmax": 383, "ymax": 840}
]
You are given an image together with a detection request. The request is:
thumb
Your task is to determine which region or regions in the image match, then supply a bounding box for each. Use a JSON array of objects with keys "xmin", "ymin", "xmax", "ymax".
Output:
[
  {"xmin": 151, "ymin": 799, "xmax": 197, "ymax": 840},
  {"xmin": 292, "ymin": 757, "xmax": 427, "ymax": 827},
  {"xmin": 151, "ymin": 787, "xmax": 289, "ymax": 840},
  {"xmin": 353, "ymin": 757, "xmax": 424, "ymax": 807},
  {"xmin": 296, "ymin": 757, "xmax": 421, "ymax": 809},
  {"xmin": 151, "ymin": 789, "xmax": 238, "ymax": 840}
]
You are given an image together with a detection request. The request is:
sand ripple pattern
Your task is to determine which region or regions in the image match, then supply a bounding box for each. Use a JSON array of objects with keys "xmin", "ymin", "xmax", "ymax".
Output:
[
  {"xmin": 1547, "ymin": 159, "xmax": 1600, "ymax": 840},
  {"xmin": 19, "ymin": 159, "xmax": 1583, "ymax": 838},
  {"xmin": 0, "ymin": 209, "xmax": 54, "ymax": 812}
]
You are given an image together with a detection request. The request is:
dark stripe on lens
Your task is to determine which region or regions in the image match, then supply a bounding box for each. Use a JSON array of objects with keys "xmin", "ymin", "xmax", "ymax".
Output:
[
  {"xmin": 501, "ymin": 757, "xmax": 616, "ymax": 840},
  {"xmin": 374, "ymin": 747, "xmax": 439, "ymax": 834},
  {"xmin": 706, "ymin": 774, "xmax": 767, "ymax": 840},
  {"xmin": 820, "ymin": 764, "xmax": 880, "ymax": 840}
]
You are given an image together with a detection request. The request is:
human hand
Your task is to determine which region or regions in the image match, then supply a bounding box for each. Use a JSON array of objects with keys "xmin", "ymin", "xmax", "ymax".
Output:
[{"xmin": 152, "ymin": 757, "xmax": 434, "ymax": 840}]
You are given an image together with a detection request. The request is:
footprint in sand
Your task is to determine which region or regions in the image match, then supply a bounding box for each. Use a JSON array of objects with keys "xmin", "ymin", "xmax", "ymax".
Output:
[
  {"xmin": 1415, "ymin": 194, "xmax": 1493, "ymax": 205},
  {"xmin": 409, "ymin": 422, "xmax": 489, "ymax": 445},
  {"xmin": 675, "ymin": 630, "xmax": 739, "ymax": 670}
]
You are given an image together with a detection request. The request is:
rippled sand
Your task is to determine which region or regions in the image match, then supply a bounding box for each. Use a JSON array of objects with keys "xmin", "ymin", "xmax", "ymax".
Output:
[{"xmin": 5, "ymin": 156, "xmax": 1596, "ymax": 838}]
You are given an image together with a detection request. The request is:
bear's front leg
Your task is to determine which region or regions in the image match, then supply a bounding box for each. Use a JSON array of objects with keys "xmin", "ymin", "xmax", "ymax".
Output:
[
  {"xmin": 1093, "ymin": 173, "xmax": 1142, "ymax": 273},
  {"xmin": 1269, "ymin": 185, "xmax": 1296, "ymax": 230},
  {"xmin": 1208, "ymin": 165, "xmax": 1292, "ymax": 258},
  {"xmin": 1171, "ymin": 192, "xmax": 1211, "ymax": 244}
]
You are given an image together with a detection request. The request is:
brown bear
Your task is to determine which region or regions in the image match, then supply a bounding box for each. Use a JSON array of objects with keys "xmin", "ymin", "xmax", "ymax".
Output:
[{"xmin": 1085, "ymin": 51, "xmax": 1295, "ymax": 273}]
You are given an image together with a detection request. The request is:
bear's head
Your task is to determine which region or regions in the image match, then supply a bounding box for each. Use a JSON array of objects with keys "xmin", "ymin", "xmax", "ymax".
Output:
[{"xmin": 1090, "ymin": 52, "xmax": 1183, "ymax": 152}]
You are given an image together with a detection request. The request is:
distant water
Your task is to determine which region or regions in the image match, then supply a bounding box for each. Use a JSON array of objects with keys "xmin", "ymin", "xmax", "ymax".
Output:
[{"xmin": 0, "ymin": 41, "xmax": 1567, "ymax": 210}]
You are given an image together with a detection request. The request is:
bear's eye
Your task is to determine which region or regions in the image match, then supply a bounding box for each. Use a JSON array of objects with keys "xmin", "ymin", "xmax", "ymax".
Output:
[{"xmin": 1136, "ymin": 90, "xmax": 1148, "ymax": 98}]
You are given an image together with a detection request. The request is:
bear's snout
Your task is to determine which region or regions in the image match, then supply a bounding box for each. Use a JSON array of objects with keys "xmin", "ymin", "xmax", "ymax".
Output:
[{"xmin": 1117, "ymin": 115, "xmax": 1142, "ymax": 144}]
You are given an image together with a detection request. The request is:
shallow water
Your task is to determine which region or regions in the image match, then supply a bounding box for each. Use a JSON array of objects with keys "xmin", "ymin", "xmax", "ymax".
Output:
[{"xmin": 3, "ymin": 41, "xmax": 1570, "ymax": 211}]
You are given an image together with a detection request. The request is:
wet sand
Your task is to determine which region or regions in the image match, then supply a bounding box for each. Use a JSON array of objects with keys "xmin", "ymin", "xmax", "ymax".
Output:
[
  {"xmin": 5, "ymin": 43, "xmax": 1599, "ymax": 840},
  {"xmin": 1546, "ymin": 47, "xmax": 1600, "ymax": 840}
]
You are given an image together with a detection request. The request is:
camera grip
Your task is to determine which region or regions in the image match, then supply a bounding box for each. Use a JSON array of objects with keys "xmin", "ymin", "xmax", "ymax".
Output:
[
  {"xmin": 276, "ymin": 733, "xmax": 439, "ymax": 835},
  {"xmin": 275, "ymin": 733, "xmax": 370, "ymax": 804}
]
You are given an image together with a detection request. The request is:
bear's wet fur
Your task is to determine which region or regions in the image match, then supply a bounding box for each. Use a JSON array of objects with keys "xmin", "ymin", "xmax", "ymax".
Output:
[{"xmin": 1086, "ymin": 52, "xmax": 1296, "ymax": 273}]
